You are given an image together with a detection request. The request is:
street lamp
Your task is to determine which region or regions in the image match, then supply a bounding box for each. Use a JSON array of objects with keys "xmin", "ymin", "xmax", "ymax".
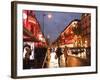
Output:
[
  {"xmin": 47, "ymin": 35, "xmax": 50, "ymax": 46},
  {"xmin": 47, "ymin": 14, "xmax": 52, "ymax": 19},
  {"xmin": 43, "ymin": 13, "xmax": 52, "ymax": 42}
]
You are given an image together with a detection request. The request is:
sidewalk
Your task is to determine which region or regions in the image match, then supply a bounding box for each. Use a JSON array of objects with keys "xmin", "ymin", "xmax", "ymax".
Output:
[{"xmin": 66, "ymin": 55, "xmax": 90, "ymax": 67}]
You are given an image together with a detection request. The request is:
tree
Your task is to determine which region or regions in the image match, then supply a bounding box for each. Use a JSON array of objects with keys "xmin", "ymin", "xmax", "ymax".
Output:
[
  {"xmin": 72, "ymin": 26, "xmax": 82, "ymax": 36},
  {"xmin": 72, "ymin": 26, "xmax": 83, "ymax": 47}
]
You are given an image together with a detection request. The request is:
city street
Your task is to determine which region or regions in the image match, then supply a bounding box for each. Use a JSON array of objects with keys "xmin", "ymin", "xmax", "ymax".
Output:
[{"xmin": 23, "ymin": 10, "xmax": 91, "ymax": 69}]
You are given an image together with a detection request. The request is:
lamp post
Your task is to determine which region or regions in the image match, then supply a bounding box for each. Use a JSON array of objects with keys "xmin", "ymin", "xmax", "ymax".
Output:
[
  {"xmin": 43, "ymin": 13, "xmax": 52, "ymax": 43},
  {"xmin": 47, "ymin": 13, "xmax": 52, "ymax": 45},
  {"xmin": 42, "ymin": 14, "xmax": 52, "ymax": 68},
  {"xmin": 43, "ymin": 14, "xmax": 46, "ymax": 35},
  {"xmin": 43, "ymin": 13, "xmax": 52, "ymax": 32}
]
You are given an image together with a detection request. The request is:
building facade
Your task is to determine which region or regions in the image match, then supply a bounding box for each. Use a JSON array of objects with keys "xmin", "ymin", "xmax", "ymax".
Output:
[
  {"xmin": 53, "ymin": 13, "xmax": 91, "ymax": 48},
  {"xmin": 80, "ymin": 13, "xmax": 91, "ymax": 47},
  {"xmin": 53, "ymin": 20, "xmax": 80, "ymax": 47},
  {"xmin": 23, "ymin": 10, "xmax": 47, "ymax": 47}
]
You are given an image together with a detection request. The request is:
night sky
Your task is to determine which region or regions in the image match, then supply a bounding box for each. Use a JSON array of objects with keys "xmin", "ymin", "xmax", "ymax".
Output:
[{"xmin": 34, "ymin": 11, "xmax": 82, "ymax": 43}]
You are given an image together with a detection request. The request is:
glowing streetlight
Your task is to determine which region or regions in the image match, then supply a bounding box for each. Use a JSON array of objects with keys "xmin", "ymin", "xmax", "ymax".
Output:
[
  {"xmin": 23, "ymin": 13, "xmax": 27, "ymax": 19},
  {"xmin": 47, "ymin": 35, "xmax": 50, "ymax": 39},
  {"xmin": 47, "ymin": 14, "xmax": 52, "ymax": 19},
  {"xmin": 85, "ymin": 40, "xmax": 87, "ymax": 43},
  {"xmin": 42, "ymin": 13, "xmax": 52, "ymax": 44}
]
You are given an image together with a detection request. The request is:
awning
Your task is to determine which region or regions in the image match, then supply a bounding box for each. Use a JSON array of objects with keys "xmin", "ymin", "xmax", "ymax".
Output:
[{"xmin": 23, "ymin": 27, "xmax": 39, "ymax": 42}]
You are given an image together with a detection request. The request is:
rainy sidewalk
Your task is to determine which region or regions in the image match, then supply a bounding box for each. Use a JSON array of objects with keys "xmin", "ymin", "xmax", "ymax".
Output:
[{"xmin": 66, "ymin": 55, "xmax": 90, "ymax": 67}]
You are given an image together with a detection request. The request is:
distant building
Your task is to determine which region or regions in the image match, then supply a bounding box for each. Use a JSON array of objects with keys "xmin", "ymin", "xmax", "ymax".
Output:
[
  {"xmin": 80, "ymin": 13, "xmax": 91, "ymax": 47},
  {"xmin": 53, "ymin": 13, "xmax": 91, "ymax": 48},
  {"xmin": 53, "ymin": 19, "xmax": 80, "ymax": 47}
]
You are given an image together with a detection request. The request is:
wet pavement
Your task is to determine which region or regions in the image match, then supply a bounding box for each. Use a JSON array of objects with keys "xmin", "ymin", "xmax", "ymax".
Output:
[{"xmin": 66, "ymin": 55, "xmax": 90, "ymax": 67}]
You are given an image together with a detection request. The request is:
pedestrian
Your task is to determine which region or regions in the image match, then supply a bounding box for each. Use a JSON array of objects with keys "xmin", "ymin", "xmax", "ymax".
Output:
[
  {"xmin": 56, "ymin": 45, "xmax": 63, "ymax": 67},
  {"xmin": 47, "ymin": 46, "xmax": 58, "ymax": 68},
  {"xmin": 23, "ymin": 44, "xmax": 31, "ymax": 69},
  {"xmin": 46, "ymin": 47, "xmax": 51, "ymax": 68},
  {"xmin": 64, "ymin": 46, "xmax": 68, "ymax": 67}
]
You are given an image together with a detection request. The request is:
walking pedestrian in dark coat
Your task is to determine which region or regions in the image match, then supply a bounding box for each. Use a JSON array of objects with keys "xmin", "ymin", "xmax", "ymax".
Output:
[{"xmin": 56, "ymin": 45, "xmax": 63, "ymax": 67}]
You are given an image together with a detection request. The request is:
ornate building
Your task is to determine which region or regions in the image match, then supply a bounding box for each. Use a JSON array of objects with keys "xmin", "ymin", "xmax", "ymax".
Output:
[
  {"xmin": 53, "ymin": 19, "xmax": 80, "ymax": 47},
  {"xmin": 23, "ymin": 10, "xmax": 47, "ymax": 47},
  {"xmin": 53, "ymin": 13, "xmax": 91, "ymax": 48},
  {"xmin": 80, "ymin": 13, "xmax": 91, "ymax": 47}
]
